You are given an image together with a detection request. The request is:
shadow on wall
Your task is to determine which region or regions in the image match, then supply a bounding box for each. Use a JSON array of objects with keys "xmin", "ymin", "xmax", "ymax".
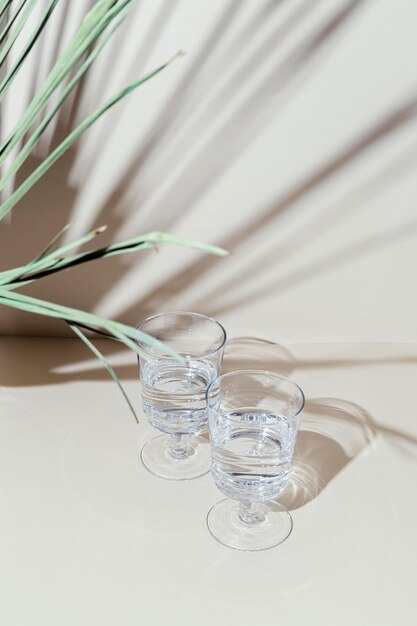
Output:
[
  {"xmin": 148, "ymin": 90, "xmax": 417, "ymax": 321},
  {"xmin": 118, "ymin": 112, "xmax": 417, "ymax": 327},
  {"xmin": 106, "ymin": 0, "xmax": 396, "ymax": 324},
  {"xmin": 0, "ymin": 146, "xmax": 80, "ymax": 336},
  {"xmin": 2, "ymin": 0, "xmax": 406, "ymax": 338}
]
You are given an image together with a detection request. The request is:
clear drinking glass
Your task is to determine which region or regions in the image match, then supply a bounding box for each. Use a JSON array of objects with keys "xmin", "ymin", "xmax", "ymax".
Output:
[
  {"xmin": 206, "ymin": 370, "xmax": 305, "ymax": 551},
  {"xmin": 137, "ymin": 311, "xmax": 226, "ymax": 480}
]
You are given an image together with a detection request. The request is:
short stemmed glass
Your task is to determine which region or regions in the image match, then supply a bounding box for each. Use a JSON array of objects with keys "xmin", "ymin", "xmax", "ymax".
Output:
[
  {"xmin": 137, "ymin": 311, "xmax": 226, "ymax": 480},
  {"xmin": 206, "ymin": 370, "xmax": 305, "ymax": 551}
]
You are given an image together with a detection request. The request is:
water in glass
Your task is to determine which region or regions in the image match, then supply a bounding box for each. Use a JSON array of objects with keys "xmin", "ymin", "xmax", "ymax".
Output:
[
  {"xmin": 141, "ymin": 357, "xmax": 218, "ymax": 434},
  {"xmin": 210, "ymin": 410, "xmax": 297, "ymax": 502}
]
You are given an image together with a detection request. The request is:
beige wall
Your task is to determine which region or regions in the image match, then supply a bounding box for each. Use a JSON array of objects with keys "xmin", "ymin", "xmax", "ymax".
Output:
[{"xmin": 1, "ymin": 0, "xmax": 417, "ymax": 341}]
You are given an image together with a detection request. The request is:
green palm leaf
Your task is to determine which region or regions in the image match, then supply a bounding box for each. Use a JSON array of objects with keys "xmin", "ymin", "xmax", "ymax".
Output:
[
  {"xmin": 0, "ymin": 1, "xmax": 13, "ymax": 24},
  {"xmin": 0, "ymin": 289, "xmax": 178, "ymax": 359},
  {"xmin": 0, "ymin": 0, "xmax": 59, "ymax": 97},
  {"xmin": 0, "ymin": 1, "xmax": 228, "ymax": 420},
  {"xmin": 0, "ymin": 52, "xmax": 183, "ymax": 218},
  {"xmin": 0, "ymin": 0, "xmax": 133, "ymax": 190},
  {"xmin": 0, "ymin": 0, "xmax": 136, "ymax": 159},
  {"xmin": 70, "ymin": 323, "xmax": 139, "ymax": 423},
  {"xmin": 1, "ymin": 229, "xmax": 228, "ymax": 287},
  {"xmin": 0, "ymin": 0, "xmax": 40, "ymax": 68}
]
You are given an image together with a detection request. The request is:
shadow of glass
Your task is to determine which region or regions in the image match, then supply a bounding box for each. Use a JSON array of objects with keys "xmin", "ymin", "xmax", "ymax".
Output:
[
  {"xmin": 220, "ymin": 339, "xmax": 377, "ymax": 512},
  {"xmin": 280, "ymin": 397, "xmax": 375, "ymax": 510},
  {"xmin": 222, "ymin": 335, "xmax": 295, "ymax": 376}
]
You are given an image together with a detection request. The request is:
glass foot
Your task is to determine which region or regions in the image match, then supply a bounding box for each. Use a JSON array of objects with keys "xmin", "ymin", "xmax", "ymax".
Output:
[
  {"xmin": 207, "ymin": 498, "xmax": 293, "ymax": 551},
  {"xmin": 140, "ymin": 434, "xmax": 211, "ymax": 480}
]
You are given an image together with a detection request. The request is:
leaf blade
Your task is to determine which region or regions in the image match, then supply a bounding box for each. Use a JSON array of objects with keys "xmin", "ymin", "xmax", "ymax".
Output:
[
  {"xmin": 70, "ymin": 323, "xmax": 139, "ymax": 423},
  {"xmin": 0, "ymin": 289, "xmax": 178, "ymax": 358},
  {"xmin": 0, "ymin": 0, "xmax": 59, "ymax": 100},
  {"xmin": 0, "ymin": 0, "xmax": 135, "ymax": 164},
  {"xmin": 0, "ymin": 0, "xmax": 40, "ymax": 68},
  {"xmin": 0, "ymin": 51, "xmax": 182, "ymax": 220},
  {"xmin": 0, "ymin": 0, "xmax": 131, "ymax": 188},
  {"xmin": 1, "ymin": 229, "xmax": 228, "ymax": 288}
]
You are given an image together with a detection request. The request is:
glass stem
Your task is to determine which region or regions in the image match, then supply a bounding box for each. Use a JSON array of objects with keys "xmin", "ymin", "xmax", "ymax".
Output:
[
  {"xmin": 238, "ymin": 501, "xmax": 264, "ymax": 525},
  {"xmin": 169, "ymin": 433, "xmax": 190, "ymax": 460}
]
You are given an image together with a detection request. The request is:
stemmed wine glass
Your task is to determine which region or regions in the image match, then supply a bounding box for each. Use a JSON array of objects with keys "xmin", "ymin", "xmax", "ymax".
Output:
[
  {"xmin": 137, "ymin": 311, "xmax": 226, "ymax": 480},
  {"xmin": 206, "ymin": 370, "xmax": 305, "ymax": 551}
]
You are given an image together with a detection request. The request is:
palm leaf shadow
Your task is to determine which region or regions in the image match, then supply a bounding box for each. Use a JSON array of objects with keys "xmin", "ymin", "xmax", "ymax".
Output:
[{"xmin": 3, "ymin": 0, "xmax": 414, "ymax": 378}]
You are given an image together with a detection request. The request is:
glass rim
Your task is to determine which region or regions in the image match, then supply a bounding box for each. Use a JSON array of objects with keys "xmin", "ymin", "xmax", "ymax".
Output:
[
  {"xmin": 206, "ymin": 369, "xmax": 305, "ymax": 419},
  {"xmin": 136, "ymin": 310, "xmax": 227, "ymax": 358}
]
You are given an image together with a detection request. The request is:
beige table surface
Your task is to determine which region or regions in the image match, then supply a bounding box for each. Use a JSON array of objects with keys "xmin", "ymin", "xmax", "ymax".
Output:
[{"xmin": 1, "ymin": 336, "xmax": 416, "ymax": 626}]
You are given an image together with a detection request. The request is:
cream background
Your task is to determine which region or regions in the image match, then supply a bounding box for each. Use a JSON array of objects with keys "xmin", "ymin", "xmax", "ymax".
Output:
[{"xmin": 1, "ymin": 0, "xmax": 417, "ymax": 341}]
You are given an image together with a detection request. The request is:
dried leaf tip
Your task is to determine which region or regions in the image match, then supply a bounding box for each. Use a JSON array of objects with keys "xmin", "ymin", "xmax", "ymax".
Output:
[
  {"xmin": 166, "ymin": 50, "xmax": 186, "ymax": 66},
  {"xmin": 94, "ymin": 225, "xmax": 107, "ymax": 235}
]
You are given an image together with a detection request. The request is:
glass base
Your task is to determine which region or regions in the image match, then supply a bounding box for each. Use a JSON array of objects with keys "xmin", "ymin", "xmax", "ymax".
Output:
[
  {"xmin": 207, "ymin": 498, "xmax": 293, "ymax": 551},
  {"xmin": 140, "ymin": 434, "xmax": 211, "ymax": 480}
]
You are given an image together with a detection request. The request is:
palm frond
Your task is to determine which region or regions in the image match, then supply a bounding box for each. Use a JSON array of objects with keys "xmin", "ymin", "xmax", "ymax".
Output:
[
  {"xmin": 0, "ymin": 288, "xmax": 177, "ymax": 359},
  {"xmin": 0, "ymin": 228, "xmax": 228, "ymax": 287},
  {"xmin": 0, "ymin": 0, "xmax": 137, "ymax": 160},
  {"xmin": 0, "ymin": 0, "xmax": 40, "ymax": 67},
  {"xmin": 0, "ymin": 0, "xmax": 132, "ymax": 189},
  {"xmin": 0, "ymin": 0, "xmax": 59, "ymax": 96},
  {"xmin": 33, "ymin": 222, "xmax": 72, "ymax": 261},
  {"xmin": 0, "ymin": 1, "xmax": 228, "ymax": 421},
  {"xmin": 0, "ymin": 224, "xmax": 108, "ymax": 285},
  {"xmin": 0, "ymin": 1, "xmax": 13, "ymax": 24},
  {"xmin": 0, "ymin": 50, "xmax": 183, "ymax": 219}
]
